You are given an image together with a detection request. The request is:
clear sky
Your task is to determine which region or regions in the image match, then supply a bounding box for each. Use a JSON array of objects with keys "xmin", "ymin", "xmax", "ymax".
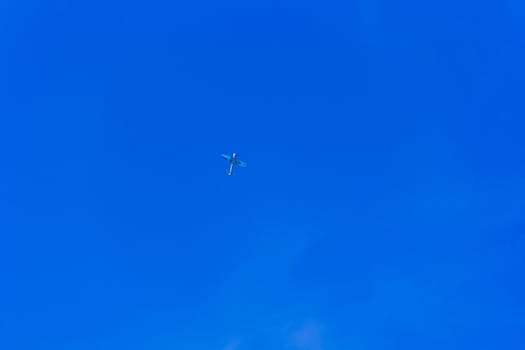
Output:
[{"xmin": 2, "ymin": 1, "xmax": 525, "ymax": 349}]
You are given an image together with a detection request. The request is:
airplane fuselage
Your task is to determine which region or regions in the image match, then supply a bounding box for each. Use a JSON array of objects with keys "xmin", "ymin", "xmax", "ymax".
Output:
[{"xmin": 227, "ymin": 153, "xmax": 237, "ymax": 175}]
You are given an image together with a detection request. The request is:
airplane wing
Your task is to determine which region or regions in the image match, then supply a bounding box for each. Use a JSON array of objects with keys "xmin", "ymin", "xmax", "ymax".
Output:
[
  {"xmin": 221, "ymin": 154, "xmax": 231, "ymax": 161},
  {"xmin": 236, "ymin": 160, "xmax": 247, "ymax": 167}
]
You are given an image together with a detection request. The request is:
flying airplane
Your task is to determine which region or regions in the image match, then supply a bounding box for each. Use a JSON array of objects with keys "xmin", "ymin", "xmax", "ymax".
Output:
[{"xmin": 221, "ymin": 153, "xmax": 247, "ymax": 175}]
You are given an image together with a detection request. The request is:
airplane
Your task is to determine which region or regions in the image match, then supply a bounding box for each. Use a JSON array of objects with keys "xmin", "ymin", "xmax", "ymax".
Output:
[{"xmin": 221, "ymin": 152, "xmax": 247, "ymax": 175}]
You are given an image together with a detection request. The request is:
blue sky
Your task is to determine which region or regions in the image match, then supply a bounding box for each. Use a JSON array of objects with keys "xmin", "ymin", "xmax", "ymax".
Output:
[{"xmin": 1, "ymin": 0, "xmax": 525, "ymax": 349}]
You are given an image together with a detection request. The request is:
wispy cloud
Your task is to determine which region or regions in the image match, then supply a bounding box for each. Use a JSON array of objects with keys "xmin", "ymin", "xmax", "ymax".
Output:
[
  {"xmin": 222, "ymin": 338, "xmax": 241, "ymax": 350},
  {"xmin": 288, "ymin": 320, "xmax": 323, "ymax": 350}
]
